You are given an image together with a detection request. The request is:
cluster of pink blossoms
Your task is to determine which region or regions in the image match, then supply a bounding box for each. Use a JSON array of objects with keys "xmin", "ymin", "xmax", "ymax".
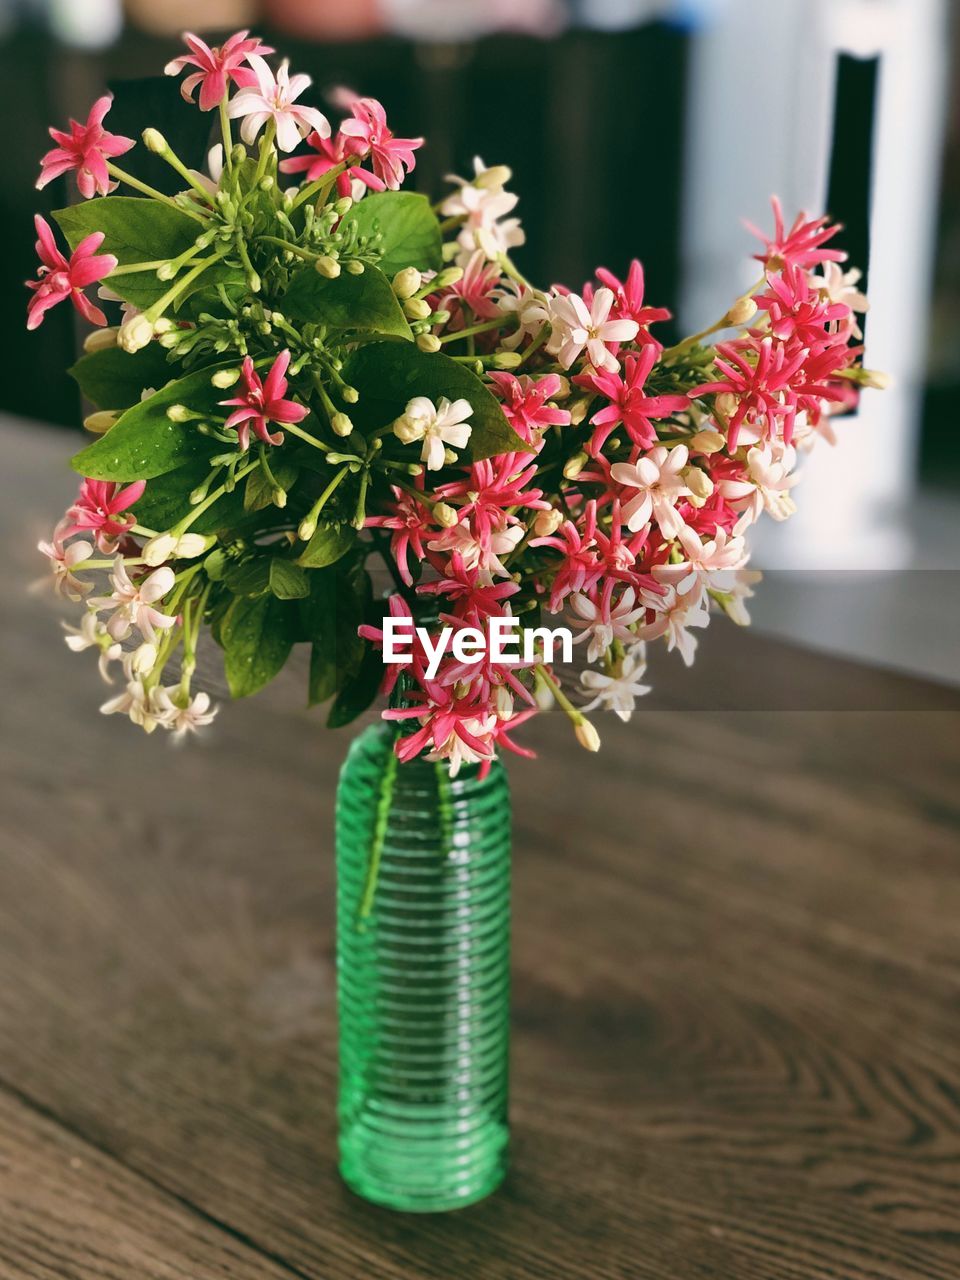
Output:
[{"xmin": 32, "ymin": 29, "xmax": 881, "ymax": 763}]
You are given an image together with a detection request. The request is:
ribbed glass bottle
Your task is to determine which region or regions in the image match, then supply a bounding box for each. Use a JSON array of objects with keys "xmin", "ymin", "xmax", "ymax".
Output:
[{"xmin": 335, "ymin": 721, "xmax": 511, "ymax": 1212}]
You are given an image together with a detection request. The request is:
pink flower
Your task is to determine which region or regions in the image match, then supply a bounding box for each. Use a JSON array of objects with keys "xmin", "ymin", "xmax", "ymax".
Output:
[
  {"xmin": 574, "ymin": 346, "xmax": 689, "ymax": 455},
  {"xmin": 228, "ymin": 59, "xmax": 330, "ymax": 153},
  {"xmin": 164, "ymin": 29, "xmax": 274, "ymax": 112},
  {"xmin": 26, "ymin": 216, "xmax": 117, "ymax": 331},
  {"xmin": 691, "ymin": 336, "xmax": 807, "ymax": 450},
  {"xmin": 435, "ymin": 454, "xmax": 548, "ymax": 546},
  {"xmin": 610, "ymin": 444, "xmax": 693, "ymax": 539},
  {"xmin": 220, "ymin": 350, "xmax": 308, "ymax": 451},
  {"xmin": 439, "ymin": 250, "xmax": 502, "ymax": 322},
  {"xmin": 280, "ymin": 129, "xmax": 375, "ymax": 196},
  {"xmin": 91, "ymin": 561, "xmax": 178, "ymax": 644},
  {"xmin": 586, "ymin": 260, "xmax": 670, "ymax": 339},
  {"xmin": 335, "ymin": 91, "xmax": 423, "ymax": 190},
  {"xmin": 530, "ymin": 505, "xmax": 602, "ymax": 611},
  {"xmin": 755, "ymin": 264, "xmax": 851, "ymax": 347},
  {"xmin": 569, "ymin": 583, "xmax": 647, "ymax": 662},
  {"xmin": 486, "ymin": 372, "xmax": 571, "ymax": 444},
  {"xmin": 746, "ymin": 196, "xmax": 847, "ymax": 271},
  {"xmin": 417, "ymin": 552, "xmax": 519, "ymax": 622},
  {"xmin": 365, "ymin": 485, "xmax": 436, "ymax": 586},
  {"xmin": 62, "ymin": 477, "xmax": 146, "ymax": 552},
  {"xmin": 36, "ymin": 96, "xmax": 134, "ymax": 200}
]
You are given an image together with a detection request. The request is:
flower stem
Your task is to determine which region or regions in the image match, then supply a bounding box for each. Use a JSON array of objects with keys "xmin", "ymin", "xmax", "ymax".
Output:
[
  {"xmin": 253, "ymin": 119, "xmax": 276, "ymax": 187},
  {"xmin": 534, "ymin": 664, "xmax": 585, "ymax": 726},
  {"xmin": 283, "ymin": 421, "xmax": 331, "ymax": 452},
  {"xmin": 219, "ymin": 97, "xmax": 233, "ymax": 173},
  {"xmin": 177, "ymin": 460, "xmax": 259, "ymax": 533},
  {"xmin": 437, "ymin": 316, "xmax": 508, "ymax": 345},
  {"xmin": 289, "ymin": 160, "xmax": 352, "ymax": 211},
  {"xmin": 107, "ymin": 163, "xmax": 207, "ymax": 222}
]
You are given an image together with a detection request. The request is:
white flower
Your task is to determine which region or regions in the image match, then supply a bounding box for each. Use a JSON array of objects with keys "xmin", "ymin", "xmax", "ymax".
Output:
[
  {"xmin": 62, "ymin": 611, "xmax": 121, "ymax": 681},
  {"xmin": 441, "ymin": 157, "xmax": 525, "ymax": 262},
  {"xmin": 427, "ymin": 518, "xmax": 523, "ymax": 576},
  {"xmin": 228, "ymin": 58, "xmax": 330, "ymax": 152},
  {"xmin": 654, "ymin": 526, "xmax": 748, "ymax": 596},
  {"xmin": 124, "ymin": 642, "xmax": 158, "ymax": 678},
  {"xmin": 815, "ymin": 262, "xmax": 869, "ymax": 338},
  {"xmin": 724, "ymin": 441, "xmax": 798, "ymax": 531},
  {"xmin": 495, "ymin": 282, "xmax": 551, "ymax": 351},
  {"xmin": 580, "ymin": 644, "xmax": 651, "ymax": 721},
  {"xmin": 394, "ymin": 396, "xmax": 473, "ymax": 471},
  {"xmin": 639, "ymin": 585, "xmax": 710, "ymax": 667},
  {"xmin": 142, "ymin": 531, "xmax": 210, "ymax": 567},
  {"xmin": 569, "ymin": 588, "xmax": 647, "ymax": 663},
  {"xmin": 707, "ymin": 568, "xmax": 762, "ymax": 626},
  {"xmin": 152, "ymin": 687, "xmax": 218, "ymax": 738},
  {"xmin": 610, "ymin": 446, "xmax": 692, "ymax": 538},
  {"xmin": 37, "ymin": 531, "xmax": 93, "ymax": 601},
  {"xmin": 100, "ymin": 679, "xmax": 167, "ymax": 733},
  {"xmin": 90, "ymin": 560, "xmax": 178, "ymax": 644},
  {"xmin": 545, "ymin": 288, "xmax": 639, "ymax": 372}
]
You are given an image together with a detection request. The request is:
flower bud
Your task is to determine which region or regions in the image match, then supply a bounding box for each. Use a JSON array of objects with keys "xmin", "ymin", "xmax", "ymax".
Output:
[
  {"xmin": 118, "ymin": 314, "xmax": 155, "ymax": 353},
  {"xmin": 392, "ymin": 267, "xmax": 422, "ymax": 299},
  {"xmin": 334, "ymin": 196, "xmax": 353, "ymax": 216},
  {"xmin": 129, "ymin": 642, "xmax": 158, "ymax": 676},
  {"xmin": 211, "ymin": 368, "xmax": 241, "ymax": 389},
  {"xmin": 403, "ymin": 297, "xmax": 431, "ymax": 320},
  {"xmin": 432, "ymin": 266, "xmax": 464, "ymax": 290},
  {"xmin": 315, "ymin": 255, "xmax": 341, "ymax": 279},
  {"xmin": 492, "ymin": 351, "xmax": 523, "ymax": 369},
  {"xmin": 568, "ymin": 397, "xmax": 591, "ymax": 426},
  {"xmin": 298, "ymin": 517, "xmax": 317, "ymax": 542},
  {"xmin": 725, "ymin": 296, "xmax": 758, "ymax": 327},
  {"xmin": 690, "ymin": 428, "xmax": 725, "ymax": 454},
  {"xmin": 142, "ymin": 128, "xmax": 168, "ymax": 155},
  {"xmin": 393, "ymin": 416, "xmax": 424, "ymax": 445},
  {"xmin": 175, "ymin": 533, "xmax": 210, "ymax": 559},
  {"xmin": 860, "ymin": 368, "xmax": 893, "ymax": 390},
  {"xmin": 83, "ymin": 410, "xmax": 119, "ymax": 435},
  {"xmin": 494, "ymin": 685, "xmax": 514, "ymax": 719},
  {"xmin": 563, "ymin": 451, "xmax": 588, "ymax": 481},
  {"xmin": 443, "ymin": 448, "xmax": 458, "ymax": 465},
  {"xmin": 142, "ymin": 533, "xmax": 178, "ymax": 567},
  {"xmin": 533, "ymin": 508, "xmax": 563, "ymax": 537},
  {"xmin": 331, "ymin": 413, "xmax": 354, "ymax": 437},
  {"xmin": 715, "ymin": 392, "xmax": 739, "ymax": 420},
  {"xmin": 551, "ymin": 375, "xmax": 571, "ymax": 400},
  {"xmin": 83, "ymin": 327, "xmax": 119, "ymax": 353},
  {"xmin": 433, "ymin": 502, "xmax": 458, "ymax": 528},
  {"xmin": 682, "ymin": 466, "xmax": 714, "ymax": 502},
  {"xmin": 476, "ymin": 164, "xmax": 511, "ymax": 190},
  {"xmin": 575, "ymin": 719, "xmax": 601, "ymax": 752},
  {"xmin": 534, "ymin": 679, "xmax": 554, "ymax": 711},
  {"xmin": 156, "ymin": 261, "xmax": 177, "ymax": 282},
  {"xmin": 416, "ymin": 334, "xmax": 441, "ymax": 354},
  {"xmin": 342, "ymin": 385, "xmax": 359, "ymax": 404},
  {"xmin": 166, "ymin": 404, "xmax": 193, "ymax": 422},
  {"xmin": 345, "ymin": 259, "xmax": 364, "ymax": 275}
]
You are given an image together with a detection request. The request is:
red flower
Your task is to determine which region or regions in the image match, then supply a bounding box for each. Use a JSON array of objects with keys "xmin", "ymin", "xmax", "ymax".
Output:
[
  {"xmin": 364, "ymin": 483, "xmax": 436, "ymax": 586},
  {"xmin": 220, "ymin": 351, "xmax": 308, "ymax": 452},
  {"xmin": 36, "ymin": 96, "xmax": 134, "ymax": 200},
  {"xmin": 692, "ymin": 336, "xmax": 807, "ymax": 450},
  {"xmin": 585, "ymin": 260, "xmax": 671, "ymax": 340},
  {"xmin": 756, "ymin": 263, "xmax": 851, "ymax": 347},
  {"xmin": 164, "ymin": 29, "xmax": 274, "ymax": 112},
  {"xmin": 280, "ymin": 130, "xmax": 375, "ymax": 196},
  {"xmin": 575, "ymin": 345, "xmax": 689, "ymax": 455},
  {"xmin": 62, "ymin": 478, "xmax": 146, "ymax": 552},
  {"xmin": 486, "ymin": 372, "xmax": 571, "ymax": 443},
  {"xmin": 335, "ymin": 92, "xmax": 423, "ymax": 190},
  {"xmin": 26, "ymin": 216, "xmax": 117, "ymax": 331},
  {"xmin": 746, "ymin": 196, "xmax": 847, "ymax": 271}
]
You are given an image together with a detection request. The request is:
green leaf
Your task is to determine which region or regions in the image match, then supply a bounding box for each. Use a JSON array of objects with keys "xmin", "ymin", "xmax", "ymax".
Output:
[
  {"xmin": 221, "ymin": 593, "xmax": 297, "ymax": 698},
  {"xmin": 71, "ymin": 363, "xmax": 234, "ymax": 482},
  {"xmin": 345, "ymin": 192, "xmax": 442, "ymax": 277},
  {"xmin": 327, "ymin": 641, "xmax": 382, "ymax": 728},
  {"xmin": 244, "ymin": 460, "xmax": 299, "ymax": 512},
  {"xmin": 130, "ymin": 460, "xmax": 244, "ymax": 535},
  {"xmin": 269, "ymin": 559, "xmax": 309, "ymax": 600},
  {"xmin": 297, "ymin": 521, "xmax": 357, "ymax": 569},
  {"xmin": 282, "ymin": 263, "xmax": 412, "ymax": 339},
  {"xmin": 224, "ymin": 557, "xmax": 271, "ymax": 598},
  {"xmin": 343, "ymin": 342, "xmax": 528, "ymax": 462},
  {"xmin": 301, "ymin": 563, "xmax": 369, "ymax": 706},
  {"xmin": 53, "ymin": 198, "xmax": 242, "ymax": 310},
  {"xmin": 69, "ymin": 344, "xmax": 175, "ymax": 410}
]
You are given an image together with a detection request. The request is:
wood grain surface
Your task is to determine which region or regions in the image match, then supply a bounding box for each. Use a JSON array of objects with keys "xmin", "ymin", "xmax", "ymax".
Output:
[{"xmin": 1, "ymin": 419, "xmax": 959, "ymax": 1280}]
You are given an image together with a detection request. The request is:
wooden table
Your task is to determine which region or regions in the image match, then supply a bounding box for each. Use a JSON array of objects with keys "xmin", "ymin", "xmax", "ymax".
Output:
[{"xmin": 2, "ymin": 418, "xmax": 960, "ymax": 1280}]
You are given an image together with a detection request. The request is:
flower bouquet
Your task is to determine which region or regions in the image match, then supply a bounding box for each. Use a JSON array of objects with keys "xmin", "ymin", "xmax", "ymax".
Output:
[{"xmin": 33, "ymin": 29, "xmax": 882, "ymax": 1212}]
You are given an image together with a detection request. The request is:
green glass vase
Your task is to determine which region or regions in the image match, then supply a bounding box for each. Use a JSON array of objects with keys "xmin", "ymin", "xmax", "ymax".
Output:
[{"xmin": 335, "ymin": 721, "xmax": 512, "ymax": 1212}]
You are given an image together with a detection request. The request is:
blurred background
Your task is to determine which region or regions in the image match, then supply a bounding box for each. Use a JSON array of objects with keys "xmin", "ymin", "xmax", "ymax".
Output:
[{"xmin": 1, "ymin": 0, "xmax": 956, "ymax": 684}]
